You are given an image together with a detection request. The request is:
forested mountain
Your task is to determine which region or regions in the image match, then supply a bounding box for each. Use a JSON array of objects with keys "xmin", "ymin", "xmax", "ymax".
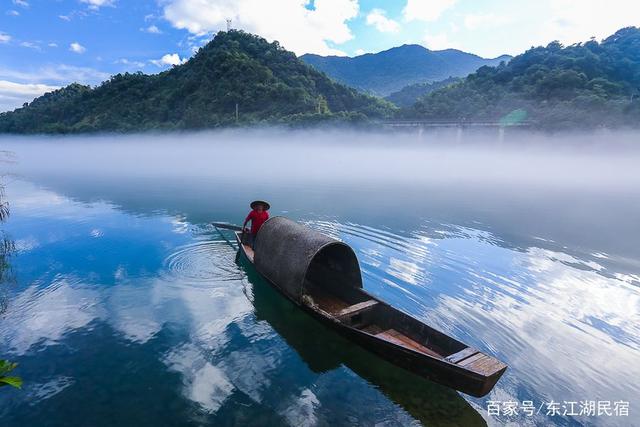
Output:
[
  {"xmin": 385, "ymin": 77, "xmax": 460, "ymax": 108},
  {"xmin": 0, "ymin": 31, "xmax": 394, "ymax": 133},
  {"xmin": 405, "ymin": 27, "xmax": 640, "ymax": 128},
  {"xmin": 301, "ymin": 46, "xmax": 511, "ymax": 96}
]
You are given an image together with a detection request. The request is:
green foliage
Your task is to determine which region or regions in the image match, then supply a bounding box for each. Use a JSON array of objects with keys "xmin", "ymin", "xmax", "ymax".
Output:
[
  {"xmin": 385, "ymin": 77, "xmax": 460, "ymax": 108},
  {"xmin": 499, "ymin": 109, "xmax": 528, "ymax": 126},
  {"xmin": 0, "ymin": 360, "xmax": 22, "ymax": 389},
  {"xmin": 301, "ymin": 46, "xmax": 510, "ymax": 96},
  {"xmin": 405, "ymin": 27, "xmax": 640, "ymax": 128},
  {"xmin": 0, "ymin": 31, "xmax": 395, "ymax": 134},
  {"xmin": 0, "ymin": 176, "xmax": 13, "ymax": 314}
]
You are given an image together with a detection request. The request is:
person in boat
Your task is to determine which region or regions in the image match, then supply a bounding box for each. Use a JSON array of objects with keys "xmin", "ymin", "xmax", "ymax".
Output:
[{"xmin": 242, "ymin": 200, "xmax": 270, "ymax": 249}]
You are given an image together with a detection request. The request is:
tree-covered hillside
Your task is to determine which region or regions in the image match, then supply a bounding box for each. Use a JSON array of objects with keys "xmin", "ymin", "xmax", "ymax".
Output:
[
  {"xmin": 301, "ymin": 46, "xmax": 510, "ymax": 96},
  {"xmin": 385, "ymin": 77, "xmax": 460, "ymax": 108},
  {"xmin": 0, "ymin": 31, "xmax": 395, "ymax": 133},
  {"xmin": 405, "ymin": 27, "xmax": 640, "ymax": 128}
]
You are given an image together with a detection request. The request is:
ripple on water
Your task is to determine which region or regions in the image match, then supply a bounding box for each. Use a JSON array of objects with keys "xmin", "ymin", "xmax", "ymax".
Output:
[{"xmin": 162, "ymin": 238, "xmax": 244, "ymax": 286}]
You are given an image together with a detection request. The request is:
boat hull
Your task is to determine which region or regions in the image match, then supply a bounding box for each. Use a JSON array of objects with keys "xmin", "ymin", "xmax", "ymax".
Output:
[{"xmin": 235, "ymin": 232, "xmax": 504, "ymax": 397}]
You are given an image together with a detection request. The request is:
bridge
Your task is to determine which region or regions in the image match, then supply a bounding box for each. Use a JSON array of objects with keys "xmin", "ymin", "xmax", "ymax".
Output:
[
  {"xmin": 378, "ymin": 120, "xmax": 536, "ymax": 142},
  {"xmin": 379, "ymin": 120, "xmax": 535, "ymax": 128}
]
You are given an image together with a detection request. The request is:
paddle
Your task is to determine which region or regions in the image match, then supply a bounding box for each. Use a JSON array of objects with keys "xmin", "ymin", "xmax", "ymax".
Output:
[{"xmin": 211, "ymin": 222, "xmax": 243, "ymax": 232}]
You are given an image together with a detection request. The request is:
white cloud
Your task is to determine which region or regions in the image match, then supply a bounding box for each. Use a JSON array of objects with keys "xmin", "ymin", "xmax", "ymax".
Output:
[
  {"xmin": 539, "ymin": 0, "xmax": 640, "ymax": 47},
  {"xmin": 69, "ymin": 42, "xmax": 86, "ymax": 54},
  {"xmin": 164, "ymin": 344, "xmax": 235, "ymax": 413},
  {"xmin": 464, "ymin": 13, "xmax": 511, "ymax": 30},
  {"xmin": 162, "ymin": 0, "xmax": 359, "ymax": 55},
  {"xmin": 0, "ymin": 33, "xmax": 11, "ymax": 44},
  {"xmin": 423, "ymin": 32, "xmax": 459, "ymax": 51},
  {"xmin": 48, "ymin": 42, "xmax": 58, "ymax": 48},
  {"xmin": 0, "ymin": 64, "xmax": 109, "ymax": 85},
  {"xmin": 7, "ymin": 10, "xmax": 20, "ymax": 16},
  {"xmin": 80, "ymin": 0, "xmax": 114, "ymax": 9},
  {"xmin": 59, "ymin": 15, "xmax": 71, "ymax": 21},
  {"xmin": 366, "ymin": 8, "xmax": 400, "ymax": 33},
  {"xmin": 115, "ymin": 58, "xmax": 146, "ymax": 68},
  {"xmin": 354, "ymin": 48, "xmax": 365, "ymax": 56},
  {"xmin": 151, "ymin": 53, "xmax": 185, "ymax": 67},
  {"xmin": 0, "ymin": 80, "xmax": 58, "ymax": 97},
  {"xmin": 0, "ymin": 80, "xmax": 59, "ymax": 113},
  {"xmin": 403, "ymin": 0, "xmax": 456, "ymax": 22},
  {"xmin": 13, "ymin": 0, "xmax": 29, "ymax": 7},
  {"xmin": 20, "ymin": 41, "xmax": 40, "ymax": 50},
  {"xmin": 143, "ymin": 25, "xmax": 162, "ymax": 34}
]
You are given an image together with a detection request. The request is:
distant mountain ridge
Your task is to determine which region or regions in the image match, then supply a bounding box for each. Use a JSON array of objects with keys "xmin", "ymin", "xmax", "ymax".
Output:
[
  {"xmin": 0, "ymin": 31, "xmax": 394, "ymax": 133},
  {"xmin": 301, "ymin": 45, "xmax": 511, "ymax": 96}
]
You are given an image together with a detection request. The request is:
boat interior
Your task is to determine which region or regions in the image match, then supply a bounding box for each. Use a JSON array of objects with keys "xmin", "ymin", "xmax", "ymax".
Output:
[
  {"xmin": 303, "ymin": 246, "xmax": 467, "ymax": 360},
  {"xmin": 239, "ymin": 232, "xmax": 501, "ymax": 374},
  {"xmin": 239, "ymin": 235, "xmax": 255, "ymax": 262}
]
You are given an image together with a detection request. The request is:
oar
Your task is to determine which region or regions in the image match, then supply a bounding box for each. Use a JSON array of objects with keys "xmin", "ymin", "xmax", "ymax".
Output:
[
  {"xmin": 210, "ymin": 222, "xmax": 243, "ymax": 231},
  {"xmin": 212, "ymin": 223, "xmax": 241, "ymax": 249}
]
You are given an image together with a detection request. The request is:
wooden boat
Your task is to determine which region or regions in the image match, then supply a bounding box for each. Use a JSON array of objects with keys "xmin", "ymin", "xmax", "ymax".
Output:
[{"xmin": 234, "ymin": 217, "xmax": 507, "ymax": 397}]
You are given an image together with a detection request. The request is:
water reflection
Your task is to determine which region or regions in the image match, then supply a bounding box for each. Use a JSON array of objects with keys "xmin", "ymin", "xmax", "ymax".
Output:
[
  {"xmin": 0, "ymin": 133, "xmax": 639, "ymax": 426},
  {"xmin": 241, "ymin": 260, "xmax": 486, "ymax": 426}
]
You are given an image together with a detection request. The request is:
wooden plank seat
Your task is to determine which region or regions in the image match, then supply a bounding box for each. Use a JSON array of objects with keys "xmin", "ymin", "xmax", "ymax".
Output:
[
  {"xmin": 445, "ymin": 347, "xmax": 479, "ymax": 364},
  {"xmin": 375, "ymin": 329, "xmax": 443, "ymax": 358},
  {"xmin": 336, "ymin": 300, "xmax": 378, "ymax": 319}
]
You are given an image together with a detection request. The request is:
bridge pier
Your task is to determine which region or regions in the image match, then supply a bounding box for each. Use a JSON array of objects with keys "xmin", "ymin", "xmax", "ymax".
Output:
[{"xmin": 456, "ymin": 126, "xmax": 463, "ymax": 144}]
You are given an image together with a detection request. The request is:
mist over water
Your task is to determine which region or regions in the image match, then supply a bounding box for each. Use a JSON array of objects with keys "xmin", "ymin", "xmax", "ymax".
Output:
[{"xmin": 1, "ymin": 129, "xmax": 639, "ymax": 426}]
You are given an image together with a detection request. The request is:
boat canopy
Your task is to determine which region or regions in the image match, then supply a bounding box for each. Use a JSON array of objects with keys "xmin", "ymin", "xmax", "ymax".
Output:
[{"xmin": 254, "ymin": 217, "xmax": 363, "ymax": 303}]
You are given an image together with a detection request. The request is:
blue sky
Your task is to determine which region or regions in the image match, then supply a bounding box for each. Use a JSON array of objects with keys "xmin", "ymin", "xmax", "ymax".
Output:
[{"xmin": 1, "ymin": 0, "xmax": 639, "ymax": 111}]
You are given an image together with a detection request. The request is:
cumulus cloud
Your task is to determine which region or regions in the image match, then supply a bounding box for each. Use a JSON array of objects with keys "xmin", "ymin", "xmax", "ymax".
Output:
[
  {"xmin": 69, "ymin": 42, "xmax": 86, "ymax": 54},
  {"xmin": 0, "ymin": 80, "xmax": 59, "ymax": 112},
  {"xmin": 13, "ymin": 0, "xmax": 29, "ymax": 7},
  {"xmin": 151, "ymin": 53, "xmax": 185, "ymax": 67},
  {"xmin": 7, "ymin": 10, "xmax": 20, "ymax": 16},
  {"xmin": 366, "ymin": 8, "xmax": 399, "ymax": 33},
  {"xmin": 0, "ymin": 33, "xmax": 11, "ymax": 43},
  {"xmin": 162, "ymin": 0, "xmax": 359, "ymax": 55},
  {"xmin": 403, "ymin": 0, "xmax": 456, "ymax": 22}
]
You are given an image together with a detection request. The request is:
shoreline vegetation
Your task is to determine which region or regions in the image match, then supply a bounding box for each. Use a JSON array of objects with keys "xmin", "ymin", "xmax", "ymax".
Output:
[
  {"xmin": 1, "ymin": 172, "xmax": 21, "ymax": 391},
  {"xmin": 0, "ymin": 27, "xmax": 639, "ymax": 134}
]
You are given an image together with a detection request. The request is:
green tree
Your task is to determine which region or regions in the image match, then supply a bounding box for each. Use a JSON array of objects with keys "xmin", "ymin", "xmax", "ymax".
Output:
[
  {"xmin": 0, "ymin": 31, "xmax": 395, "ymax": 133},
  {"xmin": 404, "ymin": 27, "xmax": 640, "ymax": 128}
]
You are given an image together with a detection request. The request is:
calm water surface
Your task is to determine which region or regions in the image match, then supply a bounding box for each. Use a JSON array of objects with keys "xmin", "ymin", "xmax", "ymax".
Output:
[{"xmin": 0, "ymin": 131, "xmax": 639, "ymax": 426}]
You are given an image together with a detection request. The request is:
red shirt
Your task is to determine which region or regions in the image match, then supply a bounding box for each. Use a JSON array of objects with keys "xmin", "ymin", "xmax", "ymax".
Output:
[{"xmin": 245, "ymin": 210, "xmax": 269, "ymax": 235}]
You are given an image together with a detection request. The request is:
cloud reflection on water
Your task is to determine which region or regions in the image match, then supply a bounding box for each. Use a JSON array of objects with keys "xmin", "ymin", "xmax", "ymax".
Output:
[{"xmin": 1, "ymin": 131, "xmax": 640, "ymax": 425}]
